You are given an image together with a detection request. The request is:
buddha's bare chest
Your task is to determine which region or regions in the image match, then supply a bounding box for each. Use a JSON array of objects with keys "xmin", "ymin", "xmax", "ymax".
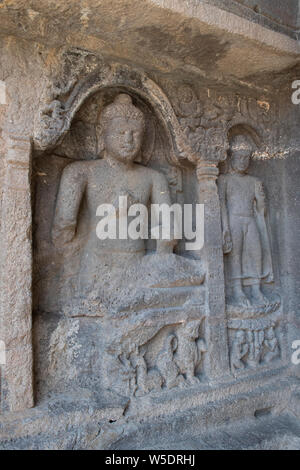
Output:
[{"xmin": 85, "ymin": 168, "xmax": 151, "ymax": 211}]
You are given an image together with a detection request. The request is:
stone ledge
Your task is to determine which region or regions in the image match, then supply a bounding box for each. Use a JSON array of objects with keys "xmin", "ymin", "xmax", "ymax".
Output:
[
  {"xmin": 150, "ymin": 0, "xmax": 300, "ymax": 56},
  {"xmin": 112, "ymin": 376, "xmax": 295, "ymax": 449},
  {"xmin": 0, "ymin": 373, "xmax": 293, "ymax": 449}
]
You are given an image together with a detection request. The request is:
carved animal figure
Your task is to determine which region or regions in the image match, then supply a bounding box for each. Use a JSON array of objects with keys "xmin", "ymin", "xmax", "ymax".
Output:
[
  {"xmin": 156, "ymin": 334, "xmax": 185, "ymax": 389},
  {"xmin": 130, "ymin": 345, "xmax": 162, "ymax": 396},
  {"xmin": 175, "ymin": 320, "xmax": 207, "ymax": 385}
]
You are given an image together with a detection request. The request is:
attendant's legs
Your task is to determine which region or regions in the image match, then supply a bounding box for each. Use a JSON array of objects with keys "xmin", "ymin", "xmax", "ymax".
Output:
[
  {"xmin": 227, "ymin": 217, "xmax": 250, "ymax": 306},
  {"xmin": 244, "ymin": 219, "xmax": 268, "ymax": 306}
]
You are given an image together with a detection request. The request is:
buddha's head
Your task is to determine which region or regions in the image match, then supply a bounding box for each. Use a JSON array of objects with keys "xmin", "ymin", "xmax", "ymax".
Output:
[
  {"xmin": 100, "ymin": 94, "xmax": 145, "ymax": 164},
  {"xmin": 229, "ymin": 134, "xmax": 253, "ymax": 174}
]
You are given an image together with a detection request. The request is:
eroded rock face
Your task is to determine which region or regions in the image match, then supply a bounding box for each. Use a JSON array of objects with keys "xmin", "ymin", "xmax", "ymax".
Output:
[{"xmin": 0, "ymin": 0, "xmax": 299, "ymax": 450}]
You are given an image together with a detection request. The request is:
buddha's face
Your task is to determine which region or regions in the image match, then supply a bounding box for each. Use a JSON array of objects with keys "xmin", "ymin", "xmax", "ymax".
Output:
[
  {"xmin": 104, "ymin": 117, "xmax": 144, "ymax": 163},
  {"xmin": 230, "ymin": 136, "xmax": 252, "ymax": 174}
]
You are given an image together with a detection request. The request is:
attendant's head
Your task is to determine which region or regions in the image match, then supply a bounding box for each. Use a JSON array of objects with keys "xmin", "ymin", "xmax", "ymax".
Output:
[{"xmin": 228, "ymin": 133, "xmax": 253, "ymax": 174}]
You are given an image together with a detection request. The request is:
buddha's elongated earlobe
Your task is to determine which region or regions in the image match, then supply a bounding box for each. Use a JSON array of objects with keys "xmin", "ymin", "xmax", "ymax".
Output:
[{"xmin": 96, "ymin": 123, "xmax": 105, "ymax": 157}]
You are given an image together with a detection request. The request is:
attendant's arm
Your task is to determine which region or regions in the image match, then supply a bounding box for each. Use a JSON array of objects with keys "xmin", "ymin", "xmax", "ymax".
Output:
[
  {"xmin": 52, "ymin": 163, "xmax": 86, "ymax": 247},
  {"xmin": 218, "ymin": 175, "xmax": 232, "ymax": 254},
  {"xmin": 151, "ymin": 172, "xmax": 177, "ymax": 254},
  {"xmin": 255, "ymin": 179, "xmax": 266, "ymax": 216}
]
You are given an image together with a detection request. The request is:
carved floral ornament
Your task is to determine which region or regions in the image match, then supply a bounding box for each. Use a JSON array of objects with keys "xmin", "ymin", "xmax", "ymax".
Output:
[
  {"xmin": 34, "ymin": 58, "xmax": 258, "ymax": 165},
  {"xmin": 33, "ymin": 54, "xmax": 273, "ymax": 173},
  {"xmin": 34, "ymin": 60, "xmax": 199, "ymax": 166}
]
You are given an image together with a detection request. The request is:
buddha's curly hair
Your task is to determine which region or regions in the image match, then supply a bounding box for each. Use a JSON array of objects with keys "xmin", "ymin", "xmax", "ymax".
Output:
[{"xmin": 100, "ymin": 93, "xmax": 145, "ymax": 130}]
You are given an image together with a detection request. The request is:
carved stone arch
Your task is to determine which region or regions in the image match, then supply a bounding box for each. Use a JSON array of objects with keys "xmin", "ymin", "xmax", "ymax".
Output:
[{"xmin": 33, "ymin": 61, "xmax": 197, "ymax": 167}]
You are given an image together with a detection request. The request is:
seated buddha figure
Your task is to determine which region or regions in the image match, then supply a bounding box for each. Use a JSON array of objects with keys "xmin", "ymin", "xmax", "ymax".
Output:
[{"xmin": 52, "ymin": 93, "xmax": 204, "ymax": 315}]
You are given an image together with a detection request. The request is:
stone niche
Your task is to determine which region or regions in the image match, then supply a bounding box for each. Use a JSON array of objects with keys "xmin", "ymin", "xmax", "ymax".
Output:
[
  {"xmin": 29, "ymin": 51, "xmax": 287, "ymax": 427},
  {"xmin": 33, "ymin": 84, "xmax": 207, "ymax": 402}
]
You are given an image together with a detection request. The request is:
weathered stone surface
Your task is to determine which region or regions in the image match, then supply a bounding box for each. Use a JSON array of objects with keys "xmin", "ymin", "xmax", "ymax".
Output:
[
  {"xmin": 0, "ymin": 0, "xmax": 299, "ymax": 450},
  {"xmin": 1, "ymin": 134, "xmax": 33, "ymax": 413}
]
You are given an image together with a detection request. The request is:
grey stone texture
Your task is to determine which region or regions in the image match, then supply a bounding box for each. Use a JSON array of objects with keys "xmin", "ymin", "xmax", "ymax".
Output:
[
  {"xmin": 200, "ymin": 0, "xmax": 300, "ymax": 35},
  {"xmin": 0, "ymin": 0, "xmax": 299, "ymax": 450}
]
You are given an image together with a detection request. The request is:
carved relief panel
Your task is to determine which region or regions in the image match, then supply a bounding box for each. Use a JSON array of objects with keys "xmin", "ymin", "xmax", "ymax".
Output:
[
  {"xmin": 104, "ymin": 317, "xmax": 207, "ymax": 399},
  {"xmin": 32, "ymin": 52, "xmax": 285, "ymax": 409},
  {"xmin": 33, "ymin": 75, "xmax": 207, "ymax": 402},
  {"xmin": 218, "ymin": 125, "xmax": 283, "ymax": 375}
]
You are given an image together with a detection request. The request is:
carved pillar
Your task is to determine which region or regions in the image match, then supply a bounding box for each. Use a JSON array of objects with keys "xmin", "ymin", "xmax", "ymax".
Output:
[
  {"xmin": 1, "ymin": 133, "xmax": 34, "ymax": 412},
  {"xmin": 196, "ymin": 160, "xmax": 231, "ymax": 380}
]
